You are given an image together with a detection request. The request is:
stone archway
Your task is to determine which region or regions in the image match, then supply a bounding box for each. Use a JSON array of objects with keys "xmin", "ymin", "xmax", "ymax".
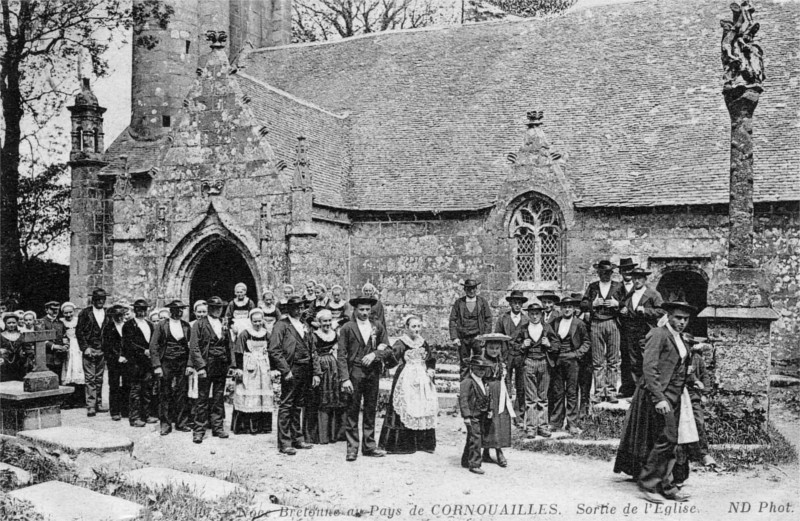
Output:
[{"xmin": 162, "ymin": 207, "xmax": 261, "ymax": 310}]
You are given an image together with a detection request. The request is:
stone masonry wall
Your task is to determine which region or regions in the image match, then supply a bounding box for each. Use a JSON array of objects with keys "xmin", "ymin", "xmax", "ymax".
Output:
[{"xmin": 288, "ymin": 220, "xmax": 350, "ymax": 295}]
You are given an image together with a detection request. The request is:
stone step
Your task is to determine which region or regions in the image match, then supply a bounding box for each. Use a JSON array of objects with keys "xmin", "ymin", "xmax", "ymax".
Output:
[
  {"xmin": 123, "ymin": 467, "xmax": 242, "ymax": 501},
  {"xmin": 770, "ymin": 374, "xmax": 800, "ymax": 387},
  {"xmin": 9, "ymin": 480, "xmax": 144, "ymax": 520},
  {"xmin": 18, "ymin": 426, "xmax": 134, "ymax": 456},
  {"xmin": 591, "ymin": 399, "xmax": 631, "ymax": 412},
  {"xmin": 438, "ymin": 393, "xmax": 458, "ymax": 410},
  {"xmin": 0, "ymin": 461, "xmax": 32, "ymax": 486}
]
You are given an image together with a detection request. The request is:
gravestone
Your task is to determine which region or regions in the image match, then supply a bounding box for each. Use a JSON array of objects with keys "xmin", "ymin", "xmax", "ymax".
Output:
[{"xmin": 0, "ymin": 330, "xmax": 73, "ymax": 435}]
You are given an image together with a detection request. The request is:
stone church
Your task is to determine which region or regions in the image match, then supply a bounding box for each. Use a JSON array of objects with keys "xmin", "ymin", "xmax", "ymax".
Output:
[{"xmin": 68, "ymin": 0, "xmax": 799, "ymax": 388}]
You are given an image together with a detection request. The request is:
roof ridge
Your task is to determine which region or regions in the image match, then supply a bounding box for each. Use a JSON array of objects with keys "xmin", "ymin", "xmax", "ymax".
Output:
[{"xmin": 237, "ymin": 72, "xmax": 349, "ymax": 120}]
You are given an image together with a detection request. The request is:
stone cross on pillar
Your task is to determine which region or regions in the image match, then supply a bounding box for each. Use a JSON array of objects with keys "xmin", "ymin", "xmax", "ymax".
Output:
[{"xmin": 20, "ymin": 330, "xmax": 60, "ymax": 392}]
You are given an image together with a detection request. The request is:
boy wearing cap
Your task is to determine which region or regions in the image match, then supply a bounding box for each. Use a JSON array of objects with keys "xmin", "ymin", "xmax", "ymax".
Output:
[
  {"xmin": 123, "ymin": 299, "xmax": 156, "ymax": 427},
  {"xmin": 459, "ymin": 354, "xmax": 494, "ymax": 474},
  {"xmin": 338, "ymin": 296, "xmax": 391, "ymax": 461},
  {"xmin": 550, "ymin": 295, "xmax": 590, "ymax": 434},
  {"xmin": 42, "ymin": 301, "xmax": 67, "ymax": 380},
  {"xmin": 619, "ymin": 268, "xmax": 664, "ymax": 397},
  {"xmin": 581, "ymin": 260, "xmax": 626, "ymax": 404},
  {"xmin": 102, "ymin": 304, "xmax": 131, "ymax": 421},
  {"xmin": 152, "ymin": 300, "xmax": 192, "ymax": 435},
  {"xmin": 494, "ymin": 290, "xmax": 529, "ymax": 424},
  {"xmin": 76, "ymin": 288, "xmax": 110, "ymax": 416},
  {"xmin": 449, "ymin": 279, "xmax": 493, "ymax": 379}
]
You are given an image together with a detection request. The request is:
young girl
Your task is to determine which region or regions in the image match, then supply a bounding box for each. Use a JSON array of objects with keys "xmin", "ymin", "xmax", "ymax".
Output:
[
  {"xmin": 257, "ymin": 291, "xmax": 281, "ymax": 335},
  {"xmin": 379, "ymin": 315, "xmax": 438, "ymax": 454},
  {"xmin": 231, "ymin": 308, "xmax": 275, "ymax": 435},
  {"xmin": 1, "ymin": 314, "xmax": 26, "ymax": 381},
  {"xmin": 60, "ymin": 302, "xmax": 86, "ymax": 408},
  {"xmin": 21, "ymin": 311, "xmax": 38, "ymax": 333},
  {"xmin": 304, "ymin": 309, "xmax": 345, "ymax": 444},
  {"xmin": 226, "ymin": 282, "xmax": 256, "ymax": 340},
  {"xmin": 477, "ymin": 333, "xmax": 516, "ymax": 467}
]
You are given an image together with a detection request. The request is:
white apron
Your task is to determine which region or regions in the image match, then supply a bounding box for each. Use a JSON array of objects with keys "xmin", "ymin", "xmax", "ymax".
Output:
[{"xmin": 392, "ymin": 346, "xmax": 438, "ymax": 430}]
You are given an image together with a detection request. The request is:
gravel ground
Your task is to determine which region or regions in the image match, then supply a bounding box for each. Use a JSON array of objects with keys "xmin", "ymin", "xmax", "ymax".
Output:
[{"xmin": 61, "ymin": 405, "xmax": 799, "ymax": 521}]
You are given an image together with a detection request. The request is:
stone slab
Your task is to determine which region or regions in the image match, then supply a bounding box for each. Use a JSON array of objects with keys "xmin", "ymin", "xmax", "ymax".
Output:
[
  {"xmin": 592, "ymin": 400, "xmax": 631, "ymax": 412},
  {"xmin": 18, "ymin": 426, "xmax": 133, "ymax": 455},
  {"xmin": 698, "ymin": 306, "xmax": 779, "ymax": 321},
  {"xmin": 9, "ymin": 481, "xmax": 144, "ymax": 520},
  {"xmin": 123, "ymin": 467, "xmax": 242, "ymax": 501},
  {"xmin": 0, "ymin": 461, "xmax": 32, "ymax": 485},
  {"xmin": 438, "ymin": 393, "xmax": 458, "ymax": 410},
  {"xmin": 0, "ymin": 381, "xmax": 74, "ymax": 401},
  {"xmin": 770, "ymin": 374, "xmax": 800, "ymax": 387}
]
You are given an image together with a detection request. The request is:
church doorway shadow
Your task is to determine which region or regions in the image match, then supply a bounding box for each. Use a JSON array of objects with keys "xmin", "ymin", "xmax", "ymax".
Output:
[
  {"xmin": 189, "ymin": 240, "xmax": 257, "ymax": 319},
  {"xmin": 656, "ymin": 270, "xmax": 708, "ymax": 337}
]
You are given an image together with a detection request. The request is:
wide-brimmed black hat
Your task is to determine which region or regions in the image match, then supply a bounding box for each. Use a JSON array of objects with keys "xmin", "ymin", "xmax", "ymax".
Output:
[
  {"xmin": 349, "ymin": 296, "xmax": 377, "ymax": 307},
  {"xmin": 476, "ymin": 333, "xmax": 512, "ymax": 342},
  {"xmin": 539, "ymin": 290, "xmax": 561, "ymax": 303},
  {"xmin": 505, "ymin": 290, "xmax": 528, "ymax": 303},
  {"xmin": 560, "ymin": 294, "xmax": 581, "ymax": 306},
  {"xmin": 468, "ymin": 354, "xmax": 494, "ymax": 368},
  {"xmin": 132, "ymin": 299, "xmax": 149, "ymax": 309},
  {"xmin": 207, "ymin": 296, "xmax": 226, "ymax": 308},
  {"xmin": 282, "ymin": 295, "xmax": 306, "ymax": 308},
  {"xmin": 45, "ymin": 300, "xmax": 60, "ymax": 309},
  {"xmin": 165, "ymin": 299, "xmax": 188, "ymax": 309},
  {"xmin": 526, "ymin": 302, "xmax": 544, "ymax": 312},
  {"xmin": 618, "ymin": 257, "xmax": 638, "ymax": 272},
  {"xmin": 661, "ymin": 301, "xmax": 697, "ymax": 314},
  {"xmin": 628, "ymin": 268, "xmax": 652, "ymax": 278},
  {"xmin": 592, "ymin": 260, "xmax": 617, "ymax": 271},
  {"xmin": 109, "ymin": 304, "xmax": 128, "ymax": 316},
  {"xmin": 462, "ymin": 278, "xmax": 481, "ymax": 287},
  {"xmin": 91, "ymin": 288, "xmax": 108, "ymax": 299}
]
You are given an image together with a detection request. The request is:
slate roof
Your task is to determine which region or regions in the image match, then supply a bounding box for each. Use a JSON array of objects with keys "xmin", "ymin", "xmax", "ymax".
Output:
[{"xmin": 244, "ymin": 0, "xmax": 800, "ymax": 211}]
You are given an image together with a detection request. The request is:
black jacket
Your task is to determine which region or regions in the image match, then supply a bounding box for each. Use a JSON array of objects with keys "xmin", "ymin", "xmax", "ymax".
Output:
[
  {"xmin": 150, "ymin": 319, "xmax": 191, "ymax": 369},
  {"xmin": 76, "ymin": 306, "xmax": 109, "ymax": 357},
  {"xmin": 336, "ymin": 319, "xmax": 390, "ymax": 382},
  {"xmin": 268, "ymin": 317, "xmax": 322, "ymax": 378},
  {"xmin": 122, "ymin": 318, "xmax": 154, "ymax": 379}
]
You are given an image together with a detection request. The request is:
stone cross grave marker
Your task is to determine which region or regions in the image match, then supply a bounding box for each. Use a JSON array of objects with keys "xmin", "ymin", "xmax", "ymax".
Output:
[{"xmin": 20, "ymin": 330, "xmax": 59, "ymax": 392}]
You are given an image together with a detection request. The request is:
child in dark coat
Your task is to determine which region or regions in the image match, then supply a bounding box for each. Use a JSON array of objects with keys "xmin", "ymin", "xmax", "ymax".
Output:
[{"xmin": 459, "ymin": 355, "xmax": 494, "ymax": 475}]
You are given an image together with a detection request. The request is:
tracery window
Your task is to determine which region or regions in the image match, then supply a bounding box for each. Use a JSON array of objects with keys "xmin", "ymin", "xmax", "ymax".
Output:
[{"xmin": 510, "ymin": 195, "xmax": 564, "ymax": 284}]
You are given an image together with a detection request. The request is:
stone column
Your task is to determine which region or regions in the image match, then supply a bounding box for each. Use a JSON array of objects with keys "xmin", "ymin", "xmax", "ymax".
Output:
[{"xmin": 700, "ymin": 1, "xmax": 776, "ymax": 422}]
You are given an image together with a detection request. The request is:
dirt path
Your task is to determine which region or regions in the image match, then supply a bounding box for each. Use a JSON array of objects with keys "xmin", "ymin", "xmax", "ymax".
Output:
[{"xmin": 60, "ymin": 407, "xmax": 799, "ymax": 521}]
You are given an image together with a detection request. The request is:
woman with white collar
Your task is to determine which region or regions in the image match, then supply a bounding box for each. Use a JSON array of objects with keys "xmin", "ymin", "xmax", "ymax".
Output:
[
  {"xmin": 304, "ymin": 309, "xmax": 345, "ymax": 444},
  {"xmin": 226, "ymin": 282, "xmax": 256, "ymax": 340},
  {"xmin": 231, "ymin": 308, "xmax": 275, "ymax": 435},
  {"xmin": 60, "ymin": 302, "xmax": 86, "ymax": 408},
  {"xmin": 257, "ymin": 291, "xmax": 281, "ymax": 335},
  {"xmin": 378, "ymin": 315, "xmax": 438, "ymax": 454}
]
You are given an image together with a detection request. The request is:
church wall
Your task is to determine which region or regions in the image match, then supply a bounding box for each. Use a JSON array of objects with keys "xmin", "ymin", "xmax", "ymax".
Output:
[
  {"xmin": 345, "ymin": 204, "xmax": 799, "ymax": 376},
  {"xmin": 287, "ymin": 220, "xmax": 350, "ymax": 295}
]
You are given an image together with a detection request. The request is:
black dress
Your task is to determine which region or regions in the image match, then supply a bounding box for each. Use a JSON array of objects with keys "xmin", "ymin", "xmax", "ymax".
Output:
[
  {"xmin": 303, "ymin": 330, "xmax": 346, "ymax": 444},
  {"xmin": 0, "ymin": 332, "xmax": 27, "ymax": 381},
  {"xmin": 379, "ymin": 338, "xmax": 437, "ymax": 454}
]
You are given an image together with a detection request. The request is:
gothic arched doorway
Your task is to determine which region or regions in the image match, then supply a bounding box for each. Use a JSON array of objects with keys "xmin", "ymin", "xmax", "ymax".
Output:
[
  {"xmin": 656, "ymin": 270, "xmax": 708, "ymax": 337},
  {"xmin": 189, "ymin": 240, "xmax": 257, "ymax": 318}
]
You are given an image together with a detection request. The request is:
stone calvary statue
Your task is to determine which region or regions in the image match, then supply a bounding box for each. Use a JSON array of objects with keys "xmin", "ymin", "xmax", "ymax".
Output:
[{"xmin": 720, "ymin": 0, "xmax": 765, "ymax": 92}]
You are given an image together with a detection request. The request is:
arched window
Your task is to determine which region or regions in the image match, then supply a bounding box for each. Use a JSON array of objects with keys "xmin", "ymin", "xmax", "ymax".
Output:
[{"xmin": 510, "ymin": 195, "xmax": 564, "ymax": 286}]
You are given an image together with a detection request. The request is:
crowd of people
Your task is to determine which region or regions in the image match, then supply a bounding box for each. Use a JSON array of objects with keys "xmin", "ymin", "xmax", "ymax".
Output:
[{"xmin": 0, "ymin": 260, "xmax": 715, "ymax": 500}]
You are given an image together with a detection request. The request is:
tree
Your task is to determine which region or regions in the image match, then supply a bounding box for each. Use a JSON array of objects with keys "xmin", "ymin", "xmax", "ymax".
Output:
[
  {"xmin": 292, "ymin": 0, "xmax": 448, "ymax": 42},
  {"xmin": 18, "ymin": 163, "xmax": 70, "ymax": 263},
  {"xmin": 0, "ymin": 0, "xmax": 172, "ymax": 298}
]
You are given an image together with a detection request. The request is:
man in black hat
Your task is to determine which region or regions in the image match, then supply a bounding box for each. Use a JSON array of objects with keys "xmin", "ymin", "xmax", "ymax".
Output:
[
  {"xmin": 550, "ymin": 294, "xmax": 590, "ymax": 434},
  {"xmin": 269, "ymin": 295, "xmax": 322, "ymax": 455},
  {"xmin": 494, "ymin": 290, "xmax": 529, "ymax": 423},
  {"xmin": 618, "ymin": 258, "xmax": 638, "ymax": 295},
  {"xmin": 123, "ymin": 299, "xmax": 156, "ymax": 427},
  {"xmin": 338, "ymin": 295, "xmax": 391, "ymax": 461},
  {"xmin": 76, "ymin": 288, "xmax": 110, "ymax": 416},
  {"xmin": 618, "ymin": 268, "xmax": 664, "ymax": 398},
  {"xmin": 42, "ymin": 300, "xmax": 67, "ymax": 380},
  {"xmin": 102, "ymin": 304, "xmax": 131, "ymax": 421},
  {"xmin": 539, "ymin": 291, "xmax": 561, "ymax": 324},
  {"xmin": 189, "ymin": 296, "xmax": 231, "ymax": 443},
  {"xmin": 614, "ymin": 300, "xmax": 695, "ymax": 503},
  {"xmin": 449, "ymin": 279, "xmax": 493, "ymax": 379},
  {"xmin": 151, "ymin": 300, "xmax": 192, "ymax": 435},
  {"xmin": 581, "ymin": 260, "xmax": 626, "ymax": 403},
  {"xmin": 459, "ymin": 354, "xmax": 494, "ymax": 475}
]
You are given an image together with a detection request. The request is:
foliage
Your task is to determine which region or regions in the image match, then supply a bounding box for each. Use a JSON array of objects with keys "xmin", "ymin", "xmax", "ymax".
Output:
[
  {"xmin": 0, "ymin": 0, "xmax": 172, "ymax": 297},
  {"xmin": 704, "ymin": 397, "xmax": 770, "ymax": 445},
  {"xmin": 0, "ymin": 440, "xmax": 72, "ymax": 490},
  {"xmin": 18, "ymin": 163, "xmax": 70, "ymax": 261},
  {"xmin": 0, "ymin": 494, "xmax": 46, "ymax": 521},
  {"xmin": 484, "ymin": 0, "xmax": 577, "ymax": 17},
  {"xmin": 292, "ymin": 0, "xmax": 452, "ymax": 42}
]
